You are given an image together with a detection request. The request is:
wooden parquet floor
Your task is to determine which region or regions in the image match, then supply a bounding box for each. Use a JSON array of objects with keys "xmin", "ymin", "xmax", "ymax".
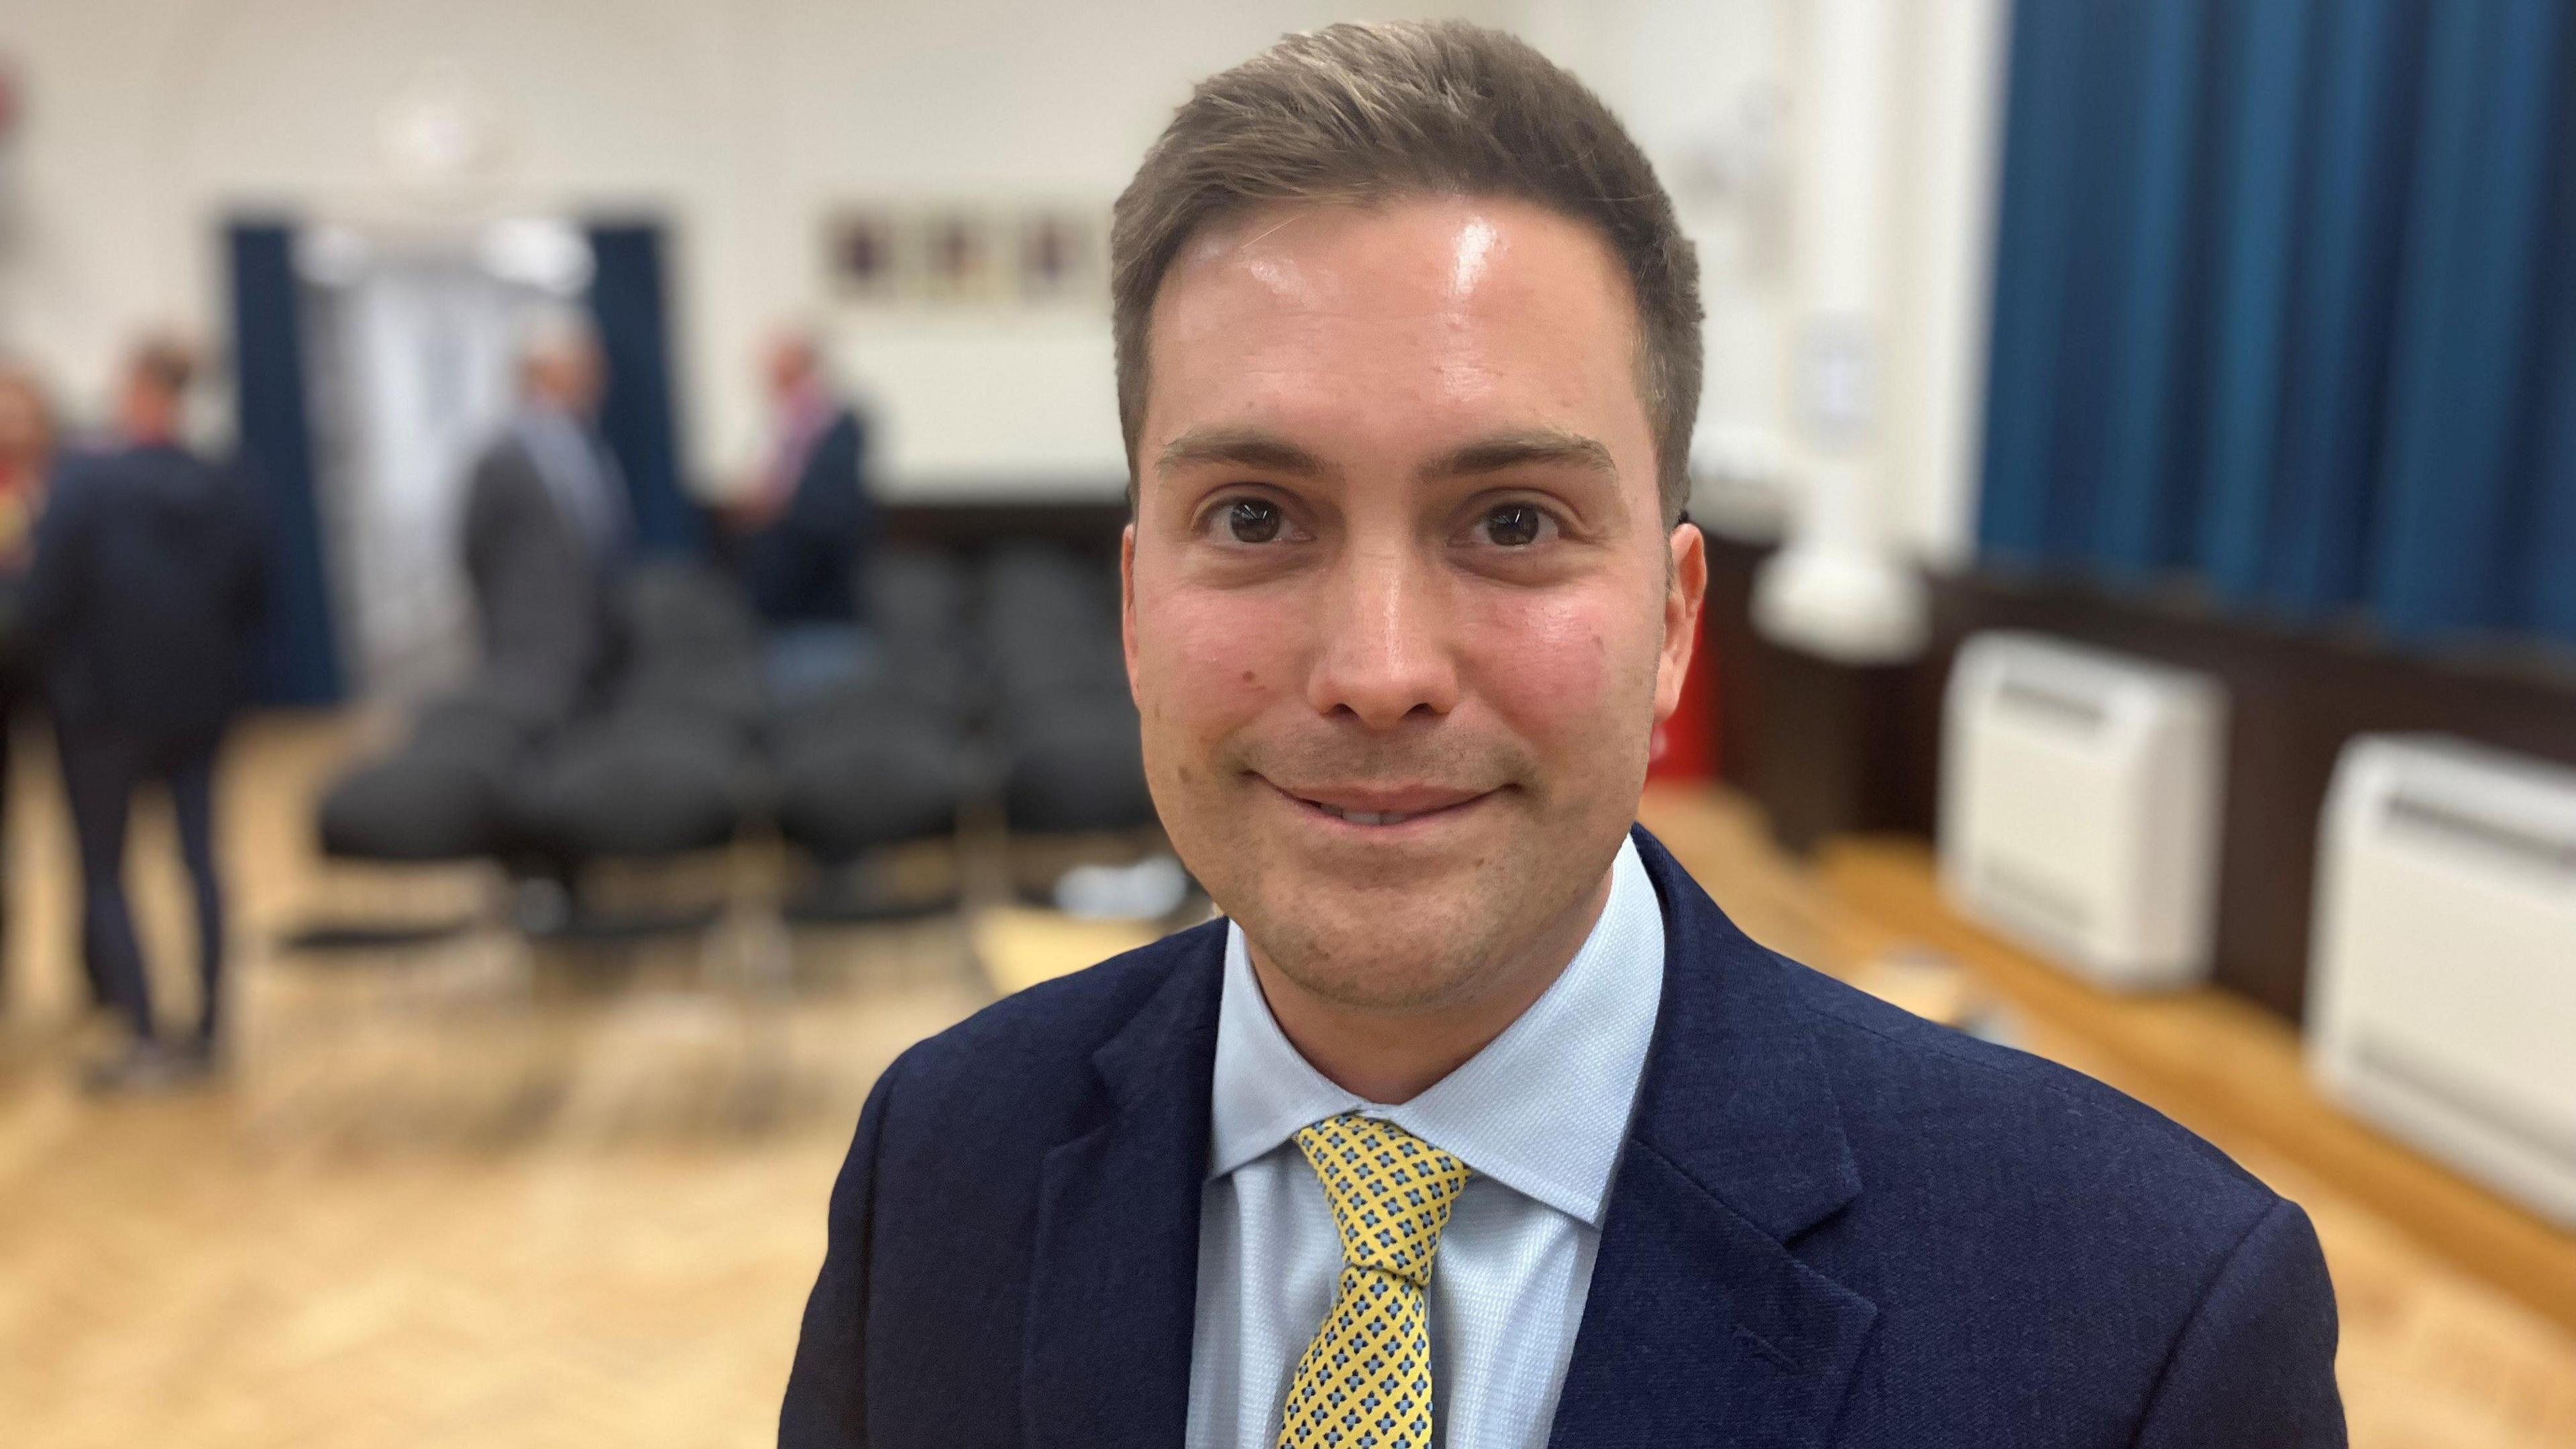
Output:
[
  {"xmin": 0, "ymin": 712, "xmax": 989, "ymax": 1448},
  {"xmin": 0, "ymin": 713, "xmax": 2565, "ymax": 1445}
]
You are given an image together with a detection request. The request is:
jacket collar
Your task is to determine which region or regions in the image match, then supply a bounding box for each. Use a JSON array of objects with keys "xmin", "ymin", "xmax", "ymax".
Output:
[
  {"xmin": 1021, "ymin": 922, "xmax": 1226, "ymax": 1449},
  {"xmin": 1545, "ymin": 828, "xmax": 1877, "ymax": 1447},
  {"xmin": 1624, "ymin": 826, "xmax": 1862, "ymax": 1240}
]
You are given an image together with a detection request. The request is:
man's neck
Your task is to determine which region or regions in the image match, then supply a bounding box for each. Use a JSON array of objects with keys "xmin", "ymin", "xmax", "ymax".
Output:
[{"xmin": 1246, "ymin": 864, "xmax": 1617, "ymax": 1105}]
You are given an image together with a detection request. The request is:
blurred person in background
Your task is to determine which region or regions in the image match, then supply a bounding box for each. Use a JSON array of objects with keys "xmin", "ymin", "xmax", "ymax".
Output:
[
  {"xmin": 462, "ymin": 312, "xmax": 632, "ymax": 718},
  {"xmin": 0, "ymin": 365, "xmax": 51, "ymax": 570},
  {"xmin": 28, "ymin": 337, "xmax": 267, "ymax": 1089},
  {"xmin": 727, "ymin": 330, "xmax": 875, "ymax": 633},
  {"xmin": 0, "ymin": 365, "xmax": 72, "ymax": 1014}
]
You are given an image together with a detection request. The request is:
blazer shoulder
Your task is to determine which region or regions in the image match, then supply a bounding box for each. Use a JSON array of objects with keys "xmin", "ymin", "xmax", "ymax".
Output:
[{"xmin": 1773, "ymin": 951, "xmax": 2277, "ymax": 1224}]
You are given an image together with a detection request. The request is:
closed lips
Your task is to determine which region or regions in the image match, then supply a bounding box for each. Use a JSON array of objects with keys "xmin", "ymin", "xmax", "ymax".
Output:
[{"xmin": 1276, "ymin": 783, "xmax": 1491, "ymax": 825}]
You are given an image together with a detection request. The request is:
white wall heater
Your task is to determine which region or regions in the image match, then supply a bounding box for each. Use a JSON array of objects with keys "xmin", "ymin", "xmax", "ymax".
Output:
[
  {"xmin": 1939, "ymin": 633, "xmax": 2226, "ymax": 990},
  {"xmin": 2308, "ymin": 735, "xmax": 2576, "ymax": 1228}
]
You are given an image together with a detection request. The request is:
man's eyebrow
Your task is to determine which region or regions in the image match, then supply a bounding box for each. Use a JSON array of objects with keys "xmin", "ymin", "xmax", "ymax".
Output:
[
  {"xmin": 1155, "ymin": 427, "xmax": 1336, "ymax": 478},
  {"xmin": 1424, "ymin": 430, "xmax": 1617, "ymax": 481}
]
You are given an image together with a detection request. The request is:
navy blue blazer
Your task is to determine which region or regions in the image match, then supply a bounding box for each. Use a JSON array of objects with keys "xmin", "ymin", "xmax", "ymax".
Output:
[
  {"xmin": 742, "ymin": 409, "xmax": 874, "ymax": 627},
  {"xmin": 782, "ymin": 828, "xmax": 2343, "ymax": 1447},
  {"xmin": 28, "ymin": 443, "xmax": 268, "ymax": 742}
]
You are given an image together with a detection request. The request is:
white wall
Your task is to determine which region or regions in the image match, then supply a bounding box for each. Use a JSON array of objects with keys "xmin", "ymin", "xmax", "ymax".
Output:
[
  {"xmin": 0, "ymin": 0, "xmax": 1998, "ymax": 538},
  {"xmin": 1507, "ymin": 0, "xmax": 1797, "ymax": 502},
  {"xmin": 0, "ymin": 0, "xmax": 740, "ymax": 453},
  {"xmin": 1508, "ymin": 0, "xmax": 2006, "ymax": 568},
  {"xmin": 1882, "ymin": 0, "xmax": 2007, "ymax": 568},
  {"xmin": 763, "ymin": 0, "xmax": 1525, "ymax": 496}
]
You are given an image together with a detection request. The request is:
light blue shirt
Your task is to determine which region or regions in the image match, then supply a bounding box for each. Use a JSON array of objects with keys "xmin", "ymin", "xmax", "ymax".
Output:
[{"xmin": 1184, "ymin": 836, "xmax": 1666, "ymax": 1449}]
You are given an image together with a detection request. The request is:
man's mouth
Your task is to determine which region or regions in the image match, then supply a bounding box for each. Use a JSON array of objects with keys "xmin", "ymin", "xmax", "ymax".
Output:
[
  {"xmin": 1266, "ymin": 780, "xmax": 1493, "ymax": 827},
  {"xmin": 1312, "ymin": 802, "xmax": 1434, "ymax": 826}
]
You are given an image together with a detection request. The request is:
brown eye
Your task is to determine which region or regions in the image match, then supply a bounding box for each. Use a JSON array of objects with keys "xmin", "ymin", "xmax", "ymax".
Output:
[
  {"xmin": 1227, "ymin": 498, "xmax": 1283, "ymax": 543},
  {"xmin": 1482, "ymin": 503, "xmax": 1543, "ymax": 547}
]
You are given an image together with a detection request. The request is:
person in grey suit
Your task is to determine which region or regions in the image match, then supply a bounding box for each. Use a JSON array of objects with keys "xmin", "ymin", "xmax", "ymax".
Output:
[{"xmin": 460, "ymin": 315, "xmax": 633, "ymax": 720}]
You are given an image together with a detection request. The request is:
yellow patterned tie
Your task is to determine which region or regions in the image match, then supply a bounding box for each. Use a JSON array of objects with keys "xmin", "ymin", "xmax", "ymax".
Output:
[{"xmin": 1275, "ymin": 1114, "xmax": 1474, "ymax": 1449}]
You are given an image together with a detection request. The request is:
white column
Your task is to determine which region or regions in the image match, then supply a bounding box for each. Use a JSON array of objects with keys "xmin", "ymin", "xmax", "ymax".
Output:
[
  {"xmin": 1752, "ymin": 0, "xmax": 1927, "ymax": 664},
  {"xmin": 1898, "ymin": 0, "xmax": 2008, "ymax": 569}
]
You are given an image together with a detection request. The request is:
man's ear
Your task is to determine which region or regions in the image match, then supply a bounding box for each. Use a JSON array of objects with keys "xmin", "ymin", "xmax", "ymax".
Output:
[
  {"xmin": 1120, "ymin": 521, "xmax": 1140, "ymax": 697},
  {"xmin": 1652, "ymin": 522, "xmax": 1708, "ymax": 723}
]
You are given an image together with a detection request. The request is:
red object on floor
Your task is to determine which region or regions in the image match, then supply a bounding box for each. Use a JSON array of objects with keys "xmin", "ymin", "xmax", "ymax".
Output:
[{"xmin": 1648, "ymin": 604, "xmax": 1720, "ymax": 783}]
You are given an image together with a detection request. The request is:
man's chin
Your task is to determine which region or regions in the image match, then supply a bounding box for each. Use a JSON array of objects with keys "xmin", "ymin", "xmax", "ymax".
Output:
[
  {"xmin": 1254, "ymin": 934, "xmax": 1486, "ymax": 1016},
  {"xmin": 1231, "ymin": 886, "xmax": 1493, "ymax": 1008}
]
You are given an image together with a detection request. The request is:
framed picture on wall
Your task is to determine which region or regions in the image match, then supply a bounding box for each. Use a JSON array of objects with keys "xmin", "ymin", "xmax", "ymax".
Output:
[
  {"xmin": 824, "ymin": 208, "xmax": 902, "ymax": 304},
  {"xmin": 916, "ymin": 209, "xmax": 1005, "ymax": 303},
  {"xmin": 823, "ymin": 200, "xmax": 1111, "ymax": 309},
  {"xmin": 1016, "ymin": 207, "xmax": 1106, "ymax": 305}
]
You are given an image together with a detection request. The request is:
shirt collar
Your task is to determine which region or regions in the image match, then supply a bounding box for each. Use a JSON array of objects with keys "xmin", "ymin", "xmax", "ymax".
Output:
[{"xmin": 1205, "ymin": 834, "xmax": 1665, "ymax": 1229}]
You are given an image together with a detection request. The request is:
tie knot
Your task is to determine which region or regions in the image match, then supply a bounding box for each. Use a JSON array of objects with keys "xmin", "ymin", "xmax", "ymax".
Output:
[{"xmin": 1293, "ymin": 1114, "xmax": 1473, "ymax": 1287}]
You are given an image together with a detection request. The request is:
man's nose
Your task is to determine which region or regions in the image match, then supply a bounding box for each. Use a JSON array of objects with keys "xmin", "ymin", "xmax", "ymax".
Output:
[{"xmin": 1305, "ymin": 541, "xmax": 1460, "ymax": 729}]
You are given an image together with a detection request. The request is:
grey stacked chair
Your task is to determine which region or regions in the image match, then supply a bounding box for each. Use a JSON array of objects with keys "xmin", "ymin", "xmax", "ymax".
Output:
[
  {"xmin": 617, "ymin": 561, "xmax": 765, "ymax": 667},
  {"xmin": 512, "ymin": 714, "xmax": 751, "ymax": 867},
  {"xmin": 867, "ymin": 546, "xmax": 972, "ymax": 648},
  {"xmin": 981, "ymin": 545, "xmax": 1158, "ymax": 837},
  {"xmin": 769, "ymin": 692, "xmax": 964, "ymax": 853},
  {"xmin": 506, "ymin": 563, "xmax": 768, "ymax": 941},
  {"xmin": 1000, "ymin": 689, "xmax": 1153, "ymax": 837},
  {"xmin": 765, "ymin": 547, "xmax": 977, "ymax": 923},
  {"xmin": 863, "ymin": 547, "xmax": 979, "ymax": 722},
  {"xmin": 292, "ymin": 679, "xmax": 560, "ymax": 953},
  {"xmin": 981, "ymin": 545, "xmax": 1120, "ymax": 714},
  {"xmin": 317, "ymin": 700, "xmax": 525, "ymax": 867}
]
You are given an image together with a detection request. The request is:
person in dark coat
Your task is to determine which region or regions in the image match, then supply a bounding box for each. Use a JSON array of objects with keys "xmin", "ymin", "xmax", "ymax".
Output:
[
  {"xmin": 0, "ymin": 364, "xmax": 81, "ymax": 1014},
  {"xmin": 459, "ymin": 314, "xmax": 631, "ymax": 720},
  {"xmin": 28, "ymin": 337, "xmax": 266, "ymax": 1089},
  {"xmin": 728, "ymin": 333, "xmax": 873, "ymax": 629}
]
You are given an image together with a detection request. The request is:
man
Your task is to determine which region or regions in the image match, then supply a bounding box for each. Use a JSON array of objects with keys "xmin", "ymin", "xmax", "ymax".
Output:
[
  {"xmin": 0, "ymin": 364, "xmax": 80, "ymax": 1014},
  {"xmin": 461, "ymin": 313, "xmax": 632, "ymax": 719},
  {"xmin": 729, "ymin": 331, "xmax": 874, "ymax": 629},
  {"xmin": 29, "ymin": 337, "xmax": 266, "ymax": 1089},
  {"xmin": 782, "ymin": 22, "xmax": 2342, "ymax": 1448}
]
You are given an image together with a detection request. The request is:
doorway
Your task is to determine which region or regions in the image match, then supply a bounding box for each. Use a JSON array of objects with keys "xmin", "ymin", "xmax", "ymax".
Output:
[{"xmin": 294, "ymin": 219, "xmax": 595, "ymax": 704}]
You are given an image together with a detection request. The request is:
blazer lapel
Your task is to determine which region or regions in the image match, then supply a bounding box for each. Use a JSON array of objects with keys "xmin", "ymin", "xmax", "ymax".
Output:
[
  {"xmin": 1548, "ymin": 830, "xmax": 1879, "ymax": 1448},
  {"xmin": 1022, "ymin": 928, "xmax": 1226, "ymax": 1449}
]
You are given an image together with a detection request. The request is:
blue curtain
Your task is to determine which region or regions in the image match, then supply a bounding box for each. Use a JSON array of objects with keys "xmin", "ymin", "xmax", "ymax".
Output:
[
  {"xmin": 583, "ymin": 223, "xmax": 701, "ymax": 556},
  {"xmin": 1979, "ymin": 0, "xmax": 2576, "ymax": 652},
  {"xmin": 227, "ymin": 221, "xmax": 343, "ymax": 704}
]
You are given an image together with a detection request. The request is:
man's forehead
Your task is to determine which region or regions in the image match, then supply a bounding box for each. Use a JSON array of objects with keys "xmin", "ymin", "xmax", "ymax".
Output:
[
  {"xmin": 1161, "ymin": 195, "xmax": 1630, "ymax": 323},
  {"xmin": 1144, "ymin": 203, "xmax": 1649, "ymax": 458}
]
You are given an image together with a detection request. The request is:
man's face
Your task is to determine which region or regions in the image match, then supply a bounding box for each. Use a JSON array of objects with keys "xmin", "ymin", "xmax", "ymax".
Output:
[
  {"xmin": 119, "ymin": 373, "xmax": 179, "ymax": 445},
  {"xmin": 766, "ymin": 338, "xmax": 818, "ymax": 405},
  {"xmin": 529, "ymin": 343, "xmax": 605, "ymax": 418},
  {"xmin": 1124, "ymin": 195, "xmax": 1705, "ymax": 1015}
]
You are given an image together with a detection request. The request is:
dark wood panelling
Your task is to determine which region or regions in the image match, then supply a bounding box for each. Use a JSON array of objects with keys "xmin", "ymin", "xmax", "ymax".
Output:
[
  {"xmin": 1697, "ymin": 535, "xmax": 2576, "ymax": 1022},
  {"xmin": 1699, "ymin": 532, "xmax": 1933, "ymax": 853},
  {"xmin": 1701, "ymin": 531, "xmax": 1773, "ymax": 790},
  {"xmin": 881, "ymin": 497, "xmax": 1128, "ymax": 556}
]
